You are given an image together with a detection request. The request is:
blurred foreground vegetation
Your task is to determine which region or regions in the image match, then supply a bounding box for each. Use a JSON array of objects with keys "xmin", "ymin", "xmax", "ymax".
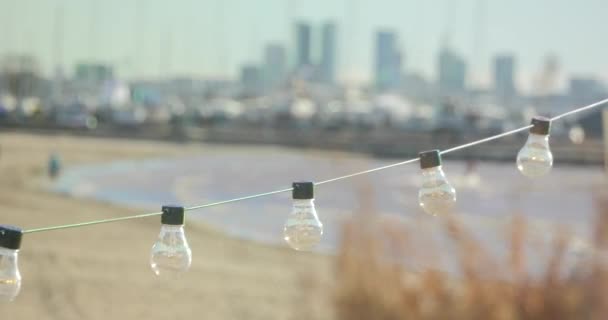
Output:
[{"xmin": 332, "ymin": 194, "xmax": 608, "ymax": 319}]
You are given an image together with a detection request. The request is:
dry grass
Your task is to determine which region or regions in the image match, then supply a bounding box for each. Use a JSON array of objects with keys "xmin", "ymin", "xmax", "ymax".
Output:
[{"xmin": 334, "ymin": 191, "xmax": 608, "ymax": 319}]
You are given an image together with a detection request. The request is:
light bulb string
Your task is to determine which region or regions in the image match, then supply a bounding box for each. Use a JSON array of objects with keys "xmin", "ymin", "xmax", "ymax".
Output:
[
  {"xmin": 184, "ymin": 187, "xmax": 295, "ymax": 211},
  {"xmin": 440, "ymin": 125, "xmax": 533, "ymax": 155},
  {"xmin": 314, "ymin": 158, "xmax": 421, "ymax": 185},
  {"xmin": 549, "ymin": 97, "xmax": 608, "ymax": 121},
  {"xmin": 22, "ymin": 211, "xmax": 163, "ymax": 234},
  {"xmin": 20, "ymin": 98, "xmax": 608, "ymax": 234}
]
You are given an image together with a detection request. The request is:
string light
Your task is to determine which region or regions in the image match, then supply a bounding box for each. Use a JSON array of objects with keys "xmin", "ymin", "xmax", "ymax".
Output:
[
  {"xmin": 2, "ymin": 98, "xmax": 606, "ymax": 301},
  {"xmin": 516, "ymin": 116, "xmax": 553, "ymax": 178},
  {"xmin": 418, "ymin": 150, "xmax": 457, "ymax": 216},
  {"xmin": 284, "ymin": 182, "xmax": 323, "ymax": 251},
  {"xmin": 150, "ymin": 206, "xmax": 192, "ymax": 276},
  {"xmin": 0, "ymin": 225, "xmax": 22, "ymax": 302}
]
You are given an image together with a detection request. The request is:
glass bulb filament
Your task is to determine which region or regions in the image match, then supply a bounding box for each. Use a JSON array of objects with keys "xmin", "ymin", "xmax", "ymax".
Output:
[
  {"xmin": 516, "ymin": 133, "xmax": 553, "ymax": 178},
  {"xmin": 418, "ymin": 166, "xmax": 456, "ymax": 216},
  {"xmin": 284, "ymin": 199, "xmax": 323, "ymax": 251},
  {"xmin": 0, "ymin": 248, "xmax": 21, "ymax": 302},
  {"xmin": 150, "ymin": 225, "xmax": 192, "ymax": 276}
]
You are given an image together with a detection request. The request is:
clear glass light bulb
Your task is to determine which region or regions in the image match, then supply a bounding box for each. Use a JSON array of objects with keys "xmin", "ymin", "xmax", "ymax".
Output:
[
  {"xmin": 150, "ymin": 224, "xmax": 192, "ymax": 276},
  {"xmin": 0, "ymin": 247, "xmax": 21, "ymax": 302},
  {"xmin": 517, "ymin": 117, "xmax": 553, "ymax": 178},
  {"xmin": 418, "ymin": 150, "xmax": 456, "ymax": 216},
  {"xmin": 150, "ymin": 206, "xmax": 191, "ymax": 276},
  {"xmin": 284, "ymin": 199, "xmax": 324, "ymax": 251},
  {"xmin": 0, "ymin": 225, "xmax": 22, "ymax": 302},
  {"xmin": 419, "ymin": 166, "xmax": 457, "ymax": 216}
]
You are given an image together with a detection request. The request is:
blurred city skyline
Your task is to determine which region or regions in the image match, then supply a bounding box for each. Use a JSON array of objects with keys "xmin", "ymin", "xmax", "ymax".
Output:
[{"xmin": 1, "ymin": 0, "xmax": 607, "ymax": 91}]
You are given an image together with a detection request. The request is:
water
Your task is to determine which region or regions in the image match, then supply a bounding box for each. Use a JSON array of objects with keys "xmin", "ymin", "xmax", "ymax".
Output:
[{"xmin": 53, "ymin": 144, "xmax": 605, "ymax": 273}]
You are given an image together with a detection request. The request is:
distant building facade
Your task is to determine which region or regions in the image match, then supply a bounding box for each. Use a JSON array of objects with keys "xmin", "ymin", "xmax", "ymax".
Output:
[
  {"xmin": 74, "ymin": 63, "xmax": 114, "ymax": 84},
  {"xmin": 1, "ymin": 54, "xmax": 42, "ymax": 98},
  {"xmin": 263, "ymin": 44, "xmax": 287, "ymax": 91},
  {"xmin": 374, "ymin": 30, "xmax": 402, "ymax": 90},
  {"xmin": 240, "ymin": 64, "xmax": 262, "ymax": 96},
  {"xmin": 569, "ymin": 77, "xmax": 606, "ymax": 104},
  {"xmin": 295, "ymin": 22, "xmax": 312, "ymax": 70},
  {"xmin": 437, "ymin": 48, "xmax": 466, "ymax": 96},
  {"xmin": 319, "ymin": 22, "xmax": 337, "ymax": 84},
  {"xmin": 494, "ymin": 54, "xmax": 516, "ymax": 101}
]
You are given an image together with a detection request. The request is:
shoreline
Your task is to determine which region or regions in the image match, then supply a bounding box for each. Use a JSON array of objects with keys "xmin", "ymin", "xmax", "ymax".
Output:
[
  {"xmin": 43, "ymin": 133, "xmax": 605, "ymax": 271},
  {"xmin": 0, "ymin": 132, "xmax": 333, "ymax": 319},
  {"xmin": 2, "ymin": 124, "xmax": 604, "ymax": 165}
]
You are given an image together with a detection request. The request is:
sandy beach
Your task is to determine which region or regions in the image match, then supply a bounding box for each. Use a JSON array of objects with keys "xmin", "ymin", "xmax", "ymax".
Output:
[{"xmin": 0, "ymin": 133, "xmax": 333, "ymax": 319}]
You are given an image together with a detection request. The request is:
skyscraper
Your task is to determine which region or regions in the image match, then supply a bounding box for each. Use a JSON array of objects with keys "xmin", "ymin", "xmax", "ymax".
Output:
[
  {"xmin": 319, "ymin": 22, "xmax": 337, "ymax": 84},
  {"xmin": 75, "ymin": 63, "xmax": 114, "ymax": 84},
  {"xmin": 569, "ymin": 77, "xmax": 606, "ymax": 104},
  {"xmin": 295, "ymin": 22, "xmax": 312, "ymax": 70},
  {"xmin": 263, "ymin": 44, "xmax": 286, "ymax": 91},
  {"xmin": 437, "ymin": 48, "xmax": 467, "ymax": 96},
  {"xmin": 374, "ymin": 30, "xmax": 402, "ymax": 90},
  {"xmin": 240, "ymin": 64, "xmax": 262, "ymax": 96},
  {"xmin": 494, "ymin": 54, "xmax": 516, "ymax": 100}
]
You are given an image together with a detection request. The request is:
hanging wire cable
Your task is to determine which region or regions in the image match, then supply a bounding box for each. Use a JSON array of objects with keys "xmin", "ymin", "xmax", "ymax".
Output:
[
  {"xmin": 21, "ymin": 98, "xmax": 608, "ymax": 234},
  {"xmin": 184, "ymin": 187, "xmax": 294, "ymax": 211},
  {"xmin": 550, "ymin": 97, "xmax": 608, "ymax": 121},
  {"xmin": 23, "ymin": 211, "xmax": 163, "ymax": 234},
  {"xmin": 440, "ymin": 125, "xmax": 533, "ymax": 155},
  {"xmin": 314, "ymin": 158, "xmax": 420, "ymax": 185},
  {"xmin": 23, "ymin": 188, "xmax": 297, "ymax": 234}
]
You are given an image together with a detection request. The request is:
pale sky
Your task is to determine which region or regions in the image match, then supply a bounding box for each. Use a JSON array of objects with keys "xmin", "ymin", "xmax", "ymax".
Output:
[{"xmin": 1, "ymin": 0, "xmax": 607, "ymax": 88}]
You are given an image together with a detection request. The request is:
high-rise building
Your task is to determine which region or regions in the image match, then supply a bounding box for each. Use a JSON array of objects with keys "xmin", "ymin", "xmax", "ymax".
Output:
[
  {"xmin": 437, "ymin": 48, "xmax": 467, "ymax": 96},
  {"xmin": 240, "ymin": 64, "xmax": 262, "ymax": 96},
  {"xmin": 319, "ymin": 22, "xmax": 337, "ymax": 84},
  {"xmin": 569, "ymin": 77, "xmax": 606, "ymax": 104},
  {"xmin": 1, "ymin": 54, "xmax": 41, "ymax": 98},
  {"xmin": 263, "ymin": 44, "xmax": 287, "ymax": 91},
  {"xmin": 74, "ymin": 63, "xmax": 114, "ymax": 84},
  {"xmin": 295, "ymin": 22, "xmax": 312, "ymax": 70},
  {"xmin": 537, "ymin": 54, "xmax": 560, "ymax": 95},
  {"xmin": 494, "ymin": 54, "xmax": 516, "ymax": 100},
  {"xmin": 374, "ymin": 30, "xmax": 402, "ymax": 90}
]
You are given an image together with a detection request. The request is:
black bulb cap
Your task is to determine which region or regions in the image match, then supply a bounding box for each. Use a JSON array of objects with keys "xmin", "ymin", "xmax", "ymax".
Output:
[
  {"xmin": 292, "ymin": 182, "xmax": 314, "ymax": 199},
  {"xmin": 161, "ymin": 206, "xmax": 185, "ymax": 225},
  {"xmin": 0, "ymin": 225, "xmax": 23, "ymax": 250},
  {"xmin": 419, "ymin": 150, "xmax": 442, "ymax": 169},
  {"xmin": 530, "ymin": 116, "xmax": 551, "ymax": 135}
]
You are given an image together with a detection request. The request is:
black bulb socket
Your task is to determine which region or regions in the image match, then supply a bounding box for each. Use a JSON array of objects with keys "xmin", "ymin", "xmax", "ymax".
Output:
[
  {"xmin": 161, "ymin": 206, "xmax": 185, "ymax": 225},
  {"xmin": 530, "ymin": 116, "xmax": 551, "ymax": 135},
  {"xmin": 419, "ymin": 150, "xmax": 442, "ymax": 169},
  {"xmin": 292, "ymin": 182, "xmax": 314, "ymax": 199},
  {"xmin": 0, "ymin": 225, "xmax": 23, "ymax": 250}
]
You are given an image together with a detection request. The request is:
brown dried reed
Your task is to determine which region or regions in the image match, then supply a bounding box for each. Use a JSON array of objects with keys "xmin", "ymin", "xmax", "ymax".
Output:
[{"xmin": 334, "ymin": 194, "xmax": 608, "ymax": 320}]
